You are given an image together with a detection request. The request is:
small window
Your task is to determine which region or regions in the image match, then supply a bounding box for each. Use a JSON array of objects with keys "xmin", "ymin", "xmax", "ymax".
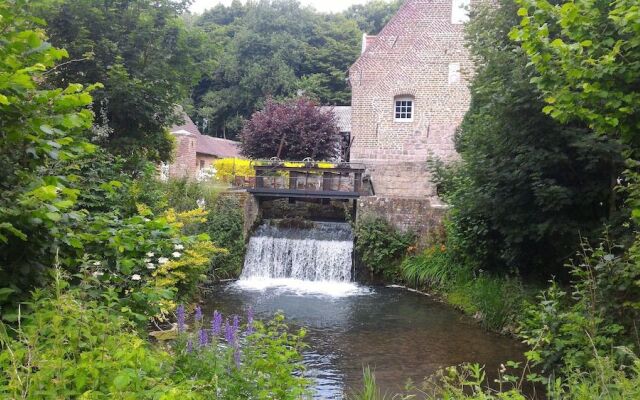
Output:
[
  {"xmin": 451, "ymin": 0, "xmax": 470, "ymax": 24},
  {"xmin": 394, "ymin": 97, "xmax": 414, "ymax": 122},
  {"xmin": 199, "ymin": 160, "xmax": 205, "ymax": 169}
]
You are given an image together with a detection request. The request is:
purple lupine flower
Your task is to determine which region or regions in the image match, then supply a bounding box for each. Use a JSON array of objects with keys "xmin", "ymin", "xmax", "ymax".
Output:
[
  {"xmin": 194, "ymin": 305, "xmax": 203, "ymax": 323},
  {"xmin": 224, "ymin": 319, "xmax": 234, "ymax": 344},
  {"xmin": 176, "ymin": 304, "xmax": 186, "ymax": 333},
  {"xmin": 186, "ymin": 338, "xmax": 193, "ymax": 353},
  {"xmin": 234, "ymin": 346, "xmax": 241, "ymax": 368},
  {"xmin": 232, "ymin": 315, "xmax": 240, "ymax": 334},
  {"xmin": 198, "ymin": 328, "xmax": 208, "ymax": 347},
  {"xmin": 246, "ymin": 307, "xmax": 254, "ymax": 334},
  {"xmin": 211, "ymin": 310, "xmax": 223, "ymax": 336}
]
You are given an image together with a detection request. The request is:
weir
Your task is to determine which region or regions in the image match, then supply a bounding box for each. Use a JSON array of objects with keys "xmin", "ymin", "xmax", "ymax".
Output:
[{"xmin": 241, "ymin": 221, "xmax": 354, "ymax": 282}]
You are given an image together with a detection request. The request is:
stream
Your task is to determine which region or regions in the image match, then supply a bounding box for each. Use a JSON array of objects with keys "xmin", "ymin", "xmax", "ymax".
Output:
[{"xmin": 201, "ymin": 221, "xmax": 526, "ymax": 398}]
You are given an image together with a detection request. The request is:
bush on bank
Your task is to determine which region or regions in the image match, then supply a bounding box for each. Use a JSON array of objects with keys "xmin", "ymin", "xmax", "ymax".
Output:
[{"xmin": 0, "ymin": 273, "xmax": 308, "ymax": 399}]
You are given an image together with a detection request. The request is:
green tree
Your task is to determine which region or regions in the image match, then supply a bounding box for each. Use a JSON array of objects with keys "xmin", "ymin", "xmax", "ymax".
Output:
[
  {"xmin": 0, "ymin": 0, "xmax": 98, "ymax": 314},
  {"xmin": 33, "ymin": 0, "xmax": 208, "ymax": 163},
  {"xmin": 435, "ymin": 0, "xmax": 624, "ymax": 275},
  {"xmin": 193, "ymin": 0, "xmax": 361, "ymax": 139},
  {"xmin": 343, "ymin": 0, "xmax": 403, "ymax": 34},
  {"xmin": 511, "ymin": 0, "xmax": 640, "ymax": 146}
]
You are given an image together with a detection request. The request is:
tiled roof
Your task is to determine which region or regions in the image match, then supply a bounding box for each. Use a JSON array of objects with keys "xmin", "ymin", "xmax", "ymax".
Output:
[
  {"xmin": 196, "ymin": 134, "xmax": 241, "ymax": 158},
  {"xmin": 350, "ymin": 0, "xmax": 458, "ymax": 84},
  {"xmin": 170, "ymin": 113, "xmax": 242, "ymax": 158},
  {"xmin": 318, "ymin": 106, "xmax": 352, "ymax": 133},
  {"xmin": 170, "ymin": 114, "xmax": 200, "ymax": 136}
]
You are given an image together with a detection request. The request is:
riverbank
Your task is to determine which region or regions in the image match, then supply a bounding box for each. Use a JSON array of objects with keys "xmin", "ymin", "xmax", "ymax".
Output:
[{"xmin": 354, "ymin": 217, "xmax": 539, "ymax": 334}]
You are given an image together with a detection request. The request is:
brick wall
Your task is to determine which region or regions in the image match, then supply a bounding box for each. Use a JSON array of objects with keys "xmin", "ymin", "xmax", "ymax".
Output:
[
  {"xmin": 350, "ymin": 0, "xmax": 473, "ymax": 200},
  {"xmin": 169, "ymin": 133, "xmax": 197, "ymax": 179}
]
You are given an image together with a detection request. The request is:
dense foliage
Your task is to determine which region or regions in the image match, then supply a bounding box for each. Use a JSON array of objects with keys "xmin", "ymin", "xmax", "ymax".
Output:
[
  {"xmin": 191, "ymin": 0, "xmax": 400, "ymax": 139},
  {"xmin": 511, "ymin": 0, "xmax": 640, "ymax": 146},
  {"xmin": 32, "ymin": 0, "xmax": 208, "ymax": 163},
  {"xmin": 355, "ymin": 217, "xmax": 415, "ymax": 280},
  {"xmin": 159, "ymin": 179, "xmax": 247, "ymax": 279},
  {"xmin": 0, "ymin": 0, "xmax": 98, "ymax": 313},
  {"xmin": 240, "ymin": 97, "xmax": 341, "ymax": 160},
  {"xmin": 432, "ymin": 0, "xmax": 625, "ymax": 276},
  {"xmin": 0, "ymin": 275, "xmax": 308, "ymax": 398}
]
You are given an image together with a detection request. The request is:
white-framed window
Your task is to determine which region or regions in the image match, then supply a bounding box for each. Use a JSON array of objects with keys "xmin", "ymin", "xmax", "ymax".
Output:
[
  {"xmin": 394, "ymin": 97, "xmax": 414, "ymax": 122},
  {"xmin": 451, "ymin": 0, "xmax": 470, "ymax": 24},
  {"xmin": 448, "ymin": 62, "xmax": 461, "ymax": 84}
]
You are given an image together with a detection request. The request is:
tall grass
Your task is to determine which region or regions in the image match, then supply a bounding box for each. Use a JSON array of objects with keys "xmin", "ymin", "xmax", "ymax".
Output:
[
  {"xmin": 400, "ymin": 247, "xmax": 529, "ymax": 332},
  {"xmin": 348, "ymin": 367, "xmax": 393, "ymax": 400}
]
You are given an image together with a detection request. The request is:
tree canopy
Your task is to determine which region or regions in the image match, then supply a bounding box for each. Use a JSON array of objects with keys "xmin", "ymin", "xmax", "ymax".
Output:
[
  {"xmin": 240, "ymin": 97, "xmax": 340, "ymax": 161},
  {"xmin": 32, "ymin": 0, "xmax": 209, "ymax": 163},
  {"xmin": 0, "ymin": 0, "xmax": 98, "ymax": 298},
  {"xmin": 191, "ymin": 0, "xmax": 399, "ymax": 140},
  {"xmin": 434, "ymin": 0, "xmax": 625, "ymax": 275}
]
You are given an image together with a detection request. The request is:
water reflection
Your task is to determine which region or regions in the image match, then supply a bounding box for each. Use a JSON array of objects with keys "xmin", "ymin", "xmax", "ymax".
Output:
[{"xmin": 201, "ymin": 282, "xmax": 526, "ymax": 399}]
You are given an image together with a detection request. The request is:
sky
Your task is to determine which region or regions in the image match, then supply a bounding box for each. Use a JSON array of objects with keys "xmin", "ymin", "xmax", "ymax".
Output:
[{"xmin": 189, "ymin": 0, "xmax": 378, "ymax": 14}]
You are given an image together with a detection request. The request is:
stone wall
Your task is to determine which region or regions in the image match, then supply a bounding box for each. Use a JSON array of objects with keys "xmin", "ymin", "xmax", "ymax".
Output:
[
  {"xmin": 260, "ymin": 199, "xmax": 351, "ymax": 221},
  {"xmin": 357, "ymin": 196, "xmax": 448, "ymax": 244},
  {"xmin": 218, "ymin": 191, "xmax": 260, "ymax": 239}
]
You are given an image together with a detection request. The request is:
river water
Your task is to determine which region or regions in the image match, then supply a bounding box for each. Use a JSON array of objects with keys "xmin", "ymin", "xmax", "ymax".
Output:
[{"xmin": 201, "ymin": 222, "xmax": 526, "ymax": 398}]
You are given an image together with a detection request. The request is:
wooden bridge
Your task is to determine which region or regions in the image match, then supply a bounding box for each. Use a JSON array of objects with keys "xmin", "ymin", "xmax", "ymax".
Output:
[{"xmin": 231, "ymin": 159, "xmax": 368, "ymax": 201}]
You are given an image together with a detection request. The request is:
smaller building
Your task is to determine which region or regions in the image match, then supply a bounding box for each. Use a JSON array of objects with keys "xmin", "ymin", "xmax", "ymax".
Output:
[
  {"xmin": 318, "ymin": 106, "xmax": 352, "ymax": 161},
  {"xmin": 162, "ymin": 113, "xmax": 242, "ymax": 180}
]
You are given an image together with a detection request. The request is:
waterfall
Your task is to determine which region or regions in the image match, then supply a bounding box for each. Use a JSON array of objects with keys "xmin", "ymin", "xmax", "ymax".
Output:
[{"xmin": 241, "ymin": 221, "xmax": 354, "ymax": 282}]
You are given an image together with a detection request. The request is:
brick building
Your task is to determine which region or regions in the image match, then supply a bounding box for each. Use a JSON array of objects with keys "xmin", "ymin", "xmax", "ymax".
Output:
[
  {"xmin": 162, "ymin": 113, "xmax": 242, "ymax": 180},
  {"xmin": 349, "ymin": 0, "xmax": 473, "ymax": 235}
]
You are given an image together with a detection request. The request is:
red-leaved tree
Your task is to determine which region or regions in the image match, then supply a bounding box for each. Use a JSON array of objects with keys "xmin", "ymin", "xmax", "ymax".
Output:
[{"xmin": 240, "ymin": 97, "xmax": 341, "ymax": 160}]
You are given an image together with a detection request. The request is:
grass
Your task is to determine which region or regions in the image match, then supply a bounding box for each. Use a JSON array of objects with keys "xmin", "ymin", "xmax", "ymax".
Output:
[{"xmin": 400, "ymin": 247, "xmax": 533, "ymax": 332}]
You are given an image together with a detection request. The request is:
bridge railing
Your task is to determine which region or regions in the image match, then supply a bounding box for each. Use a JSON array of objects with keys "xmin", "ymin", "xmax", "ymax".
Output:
[{"xmin": 228, "ymin": 159, "xmax": 368, "ymax": 197}]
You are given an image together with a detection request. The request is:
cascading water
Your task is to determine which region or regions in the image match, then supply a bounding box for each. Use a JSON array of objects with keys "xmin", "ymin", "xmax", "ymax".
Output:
[{"xmin": 238, "ymin": 221, "xmax": 365, "ymax": 296}]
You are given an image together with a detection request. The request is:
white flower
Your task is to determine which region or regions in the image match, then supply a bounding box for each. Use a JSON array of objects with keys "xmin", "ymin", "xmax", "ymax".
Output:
[
  {"xmin": 144, "ymin": 218, "xmax": 151, "ymax": 222},
  {"xmin": 146, "ymin": 263, "xmax": 156, "ymax": 270},
  {"xmin": 144, "ymin": 258, "xmax": 151, "ymax": 263},
  {"xmin": 131, "ymin": 274, "xmax": 141, "ymax": 281},
  {"xmin": 92, "ymin": 271, "xmax": 104, "ymax": 277},
  {"xmin": 158, "ymin": 257, "xmax": 169, "ymax": 264},
  {"xmin": 172, "ymin": 252, "xmax": 182, "ymax": 258},
  {"xmin": 93, "ymin": 261, "xmax": 101, "ymax": 266},
  {"xmin": 174, "ymin": 244, "xmax": 184, "ymax": 251},
  {"xmin": 146, "ymin": 252, "xmax": 155, "ymax": 258}
]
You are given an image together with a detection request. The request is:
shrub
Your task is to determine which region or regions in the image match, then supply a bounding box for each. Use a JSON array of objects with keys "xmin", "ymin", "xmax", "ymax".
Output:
[
  {"xmin": 0, "ymin": 1, "xmax": 98, "ymax": 315},
  {"xmin": 518, "ymin": 237, "xmax": 640, "ymax": 374},
  {"xmin": 161, "ymin": 178, "xmax": 219, "ymax": 214},
  {"xmin": 0, "ymin": 276, "xmax": 310, "ymax": 399},
  {"xmin": 63, "ymin": 207, "xmax": 222, "ymax": 322},
  {"xmin": 0, "ymin": 277, "xmax": 193, "ymax": 398},
  {"xmin": 355, "ymin": 217, "xmax": 415, "ymax": 280},
  {"xmin": 240, "ymin": 97, "xmax": 341, "ymax": 161},
  {"xmin": 205, "ymin": 196, "xmax": 246, "ymax": 279}
]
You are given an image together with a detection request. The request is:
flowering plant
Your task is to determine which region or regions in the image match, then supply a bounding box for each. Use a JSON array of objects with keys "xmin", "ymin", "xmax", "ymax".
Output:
[
  {"xmin": 65, "ymin": 207, "xmax": 223, "ymax": 322},
  {"xmin": 172, "ymin": 305, "xmax": 309, "ymax": 399}
]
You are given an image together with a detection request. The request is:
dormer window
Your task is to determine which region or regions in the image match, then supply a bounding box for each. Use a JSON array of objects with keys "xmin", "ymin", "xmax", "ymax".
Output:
[{"xmin": 394, "ymin": 97, "xmax": 414, "ymax": 122}]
